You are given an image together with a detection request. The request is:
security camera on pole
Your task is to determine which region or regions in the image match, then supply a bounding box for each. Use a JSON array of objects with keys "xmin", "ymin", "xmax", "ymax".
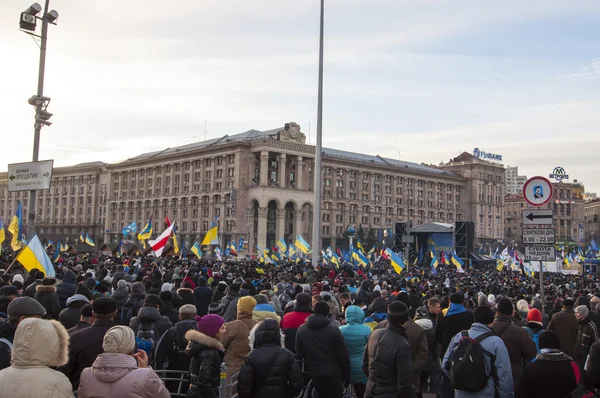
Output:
[
  {"xmin": 18, "ymin": 1, "xmax": 59, "ymax": 239},
  {"xmin": 522, "ymin": 176, "xmax": 554, "ymax": 305}
]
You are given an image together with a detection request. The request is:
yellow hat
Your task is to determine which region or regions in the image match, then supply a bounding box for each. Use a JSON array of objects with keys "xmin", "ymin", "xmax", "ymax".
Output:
[{"xmin": 237, "ymin": 296, "xmax": 257, "ymax": 315}]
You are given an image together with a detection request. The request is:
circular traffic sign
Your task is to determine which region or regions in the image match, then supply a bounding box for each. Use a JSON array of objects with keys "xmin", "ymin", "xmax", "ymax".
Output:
[{"xmin": 523, "ymin": 176, "xmax": 553, "ymax": 207}]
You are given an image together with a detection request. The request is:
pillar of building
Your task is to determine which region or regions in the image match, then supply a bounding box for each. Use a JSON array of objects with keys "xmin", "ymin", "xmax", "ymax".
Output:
[
  {"xmin": 296, "ymin": 156, "xmax": 303, "ymax": 189},
  {"xmin": 294, "ymin": 212, "xmax": 302, "ymax": 241},
  {"xmin": 276, "ymin": 208, "xmax": 286, "ymax": 241},
  {"xmin": 257, "ymin": 207, "xmax": 268, "ymax": 249},
  {"xmin": 279, "ymin": 154, "xmax": 287, "ymax": 188},
  {"xmin": 260, "ymin": 152, "xmax": 269, "ymax": 187}
]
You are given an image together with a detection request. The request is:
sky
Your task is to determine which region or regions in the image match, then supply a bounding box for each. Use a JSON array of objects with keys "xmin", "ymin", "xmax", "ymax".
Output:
[{"xmin": 2, "ymin": 0, "xmax": 600, "ymax": 193}]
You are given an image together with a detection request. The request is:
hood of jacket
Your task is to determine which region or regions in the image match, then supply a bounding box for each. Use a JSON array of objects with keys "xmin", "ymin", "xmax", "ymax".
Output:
[
  {"xmin": 537, "ymin": 348, "xmax": 573, "ymax": 362},
  {"xmin": 91, "ymin": 353, "xmax": 138, "ymax": 383},
  {"xmin": 415, "ymin": 318, "xmax": 434, "ymax": 331},
  {"xmin": 345, "ymin": 305, "xmax": 365, "ymax": 324},
  {"xmin": 12, "ymin": 318, "xmax": 69, "ymax": 367},
  {"xmin": 111, "ymin": 287, "xmax": 129, "ymax": 300},
  {"xmin": 62, "ymin": 270, "xmax": 76, "ymax": 285},
  {"xmin": 66, "ymin": 294, "xmax": 90, "ymax": 308},
  {"xmin": 137, "ymin": 306, "xmax": 162, "ymax": 322},
  {"xmin": 36, "ymin": 284, "xmax": 56, "ymax": 294},
  {"xmin": 185, "ymin": 329, "xmax": 224, "ymax": 354},
  {"xmin": 249, "ymin": 320, "xmax": 285, "ymax": 349},
  {"xmin": 306, "ymin": 314, "xmax": 330, "ymax": 330}
]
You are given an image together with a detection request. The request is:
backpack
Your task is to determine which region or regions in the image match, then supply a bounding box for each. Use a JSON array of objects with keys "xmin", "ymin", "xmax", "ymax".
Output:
[
  {"xmin": 568, "ymin": 361, "xmax": 598, "ymax": 398},
  {"xmin": 448, "ymin": 331, "xmax": 496, "ymax": 392},
  {"xmin": 523, "ymin": 326, "xmax": 541, "ymax": 360},
  {"xmin": 116, "ymin": 297, "xmax": 139, "ymax": 325},
  {"xmin": 136, "ymin": 321, "xmax": 157, "ymax": 355}
]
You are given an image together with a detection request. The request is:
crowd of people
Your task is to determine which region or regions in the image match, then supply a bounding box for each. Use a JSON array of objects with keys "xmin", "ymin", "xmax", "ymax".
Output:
[{"xmin": 0, "ymin": 249, "xmax": 599, "ymax": 398}]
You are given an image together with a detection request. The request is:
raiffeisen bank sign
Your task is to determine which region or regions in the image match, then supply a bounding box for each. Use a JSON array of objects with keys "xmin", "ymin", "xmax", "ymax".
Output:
[{"xmin": 473, "ymin": 148, "xmax": 502, "ymax": 161}]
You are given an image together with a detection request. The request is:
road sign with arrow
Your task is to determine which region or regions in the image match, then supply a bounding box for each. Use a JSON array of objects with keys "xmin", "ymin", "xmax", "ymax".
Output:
[
  {"xmin": 522, "ymin": 209, "xmax": 553, "ymax": 225},
  {"xmin": 7, "ymin": 159, "xmax": 54, "ymax": 192}
]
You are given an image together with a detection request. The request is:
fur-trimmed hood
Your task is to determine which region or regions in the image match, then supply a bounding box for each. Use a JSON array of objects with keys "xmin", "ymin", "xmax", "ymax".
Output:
[
  {"xmin": 185, "ymin": 329, "xmax": 224, "ymax": 352},
  {"xmin": 36, "ymin": 284, "xmax": 56, "ymax": 293},
  {"xmin": 12, "ymin": 318, "xmax": 69, "ymax": 367},
  {"xmin": 248, "ymin": 319, "xmax": 284, "ymax": 349}
]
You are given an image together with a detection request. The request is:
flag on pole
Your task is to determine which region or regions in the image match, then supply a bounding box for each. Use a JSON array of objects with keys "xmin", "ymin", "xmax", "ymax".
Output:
[
  {"xmin": 357, "ymin": 240, "xmax": 365, "ymax": 254},
  {"xmin": 149, "ymin": 222, "xmax": 176, "ymax": 257},
  {"xmin": 352, "ymin": 247, "xmax": 369, "ymax": 268},
  {"xmin": 121, "ymin": 221, "xmax": 137, "ymax": 236},
  {"xmin": 191, "ymin": 242, "xmax": 202, "ymax": 259},
  {"xmin": 497, "ymin": 258, "xmax": 505, "ymax": 272},
  {"xmin": 385, "ymin": 248, "xmax": 404, "ymax": 275},
  {"xmin": 138, "ymin": 217, "xmax": 153, "ymax": 245},
  {"xmin": 201, "ymin": 217, "xmax": 219, "ymax": 246},
  {"xmin": 238, "ymin": 238, "xmax": 244, "ymax": 253},
  {"xmin": 0, "ymin": 218, "xmax": 5, "ymax": 256},
  {"xmin": 16, "ymin": 234, "xmax": 55, "ymax": 277},
  {"xmin": 294, "ymin": 235, "xmax": 310, "ymax": 254},
  {"xmin": 60, "ymin": 242, "xmax": 68, "ymax": 252},
  {"xmin": 53, "ymin": 239, "xmax": 62, "ymax": 262},
  {"xmin": 8, "ymin": 202, "xmax": 24, "ymax": 251},
  {"xmin": 277, "ymin": 238, "xmax": 288, "ymax": 255},
  {"xmin": 85, "ymin": 233, "xmax": 95, "ymax": 247},
  {"xmin": 450, "ymin": 251, "xmax": 465, "ymax": 273}
]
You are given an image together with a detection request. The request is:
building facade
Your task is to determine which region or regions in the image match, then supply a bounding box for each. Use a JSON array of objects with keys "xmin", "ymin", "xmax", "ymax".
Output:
[
  {"xmin": 505, "ymin": 166, "xmax": 527, "ymax": 195},
  {"xmin": 584, "ymin": 199, "xmax": 600, "ymax": 243},
  {"xmin": 504, "ymin": 181, "xmax": 586, "ymax": 246},
  {"xmin": 1, "ymin": 122, "xmax": 506, "ymax": 253}
]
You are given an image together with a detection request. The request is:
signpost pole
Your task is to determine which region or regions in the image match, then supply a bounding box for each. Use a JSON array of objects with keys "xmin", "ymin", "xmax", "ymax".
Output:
[{"xmin": 539, "ymin": 260, "xmax": 544, "ymax": 305}]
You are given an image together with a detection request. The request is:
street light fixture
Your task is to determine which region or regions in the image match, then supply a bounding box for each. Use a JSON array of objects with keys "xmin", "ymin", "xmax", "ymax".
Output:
[{"xmin": 19, "ymin": 0, "xmax": 59, "ymax": 239}]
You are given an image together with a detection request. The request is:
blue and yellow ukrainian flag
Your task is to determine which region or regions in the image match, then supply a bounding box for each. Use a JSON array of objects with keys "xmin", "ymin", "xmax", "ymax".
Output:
[
  {"xmin": 138, "ymin": 217, "xmax": 153, "ymax": 248},
  {"xmin": 85, "ymin": 233, "xmax": 95, "ymax": 247},
  {"xmin": 8, "ymin": 202, "xmax": 24, "ymax": 251},
  {"xmin": 191, "ymin": 242, "xmax": 202, "ymax": 259},
  {"xmin": 564, "ymin": 255, "xmax": 571, "ymax": 268},
  {"xmin": 60, "ymin": 241, "xmax": 69, "ymax": 252},
  {"xmin": 45, "ymin": 240, "xmax": 53, "ymax": 249},
  {"xmin": 277, "ymin": 238, "xmax": 288, "ymax": 256},
  {"xmin": 385, "ymin": 248, "xmax": 404, "ymax": 275},
  {"xmin": 326, "ymin": 247, "xmax": 340, "ymax": 268},
  {"xmin": 16, "ymin": 234, "xmax": 55, "ymax": 277},
  {"xmin": 121, "ymin": 221, "xmax": 137, "ymax": 236},
  {"xmin": 201, "ymin": 216, "xmax": 219, "ymax": 246},
  {"xmin": 352, "ymin": 247, "xmax": 369, "ymax": 268},
  {"xmin": 229, "ymin": 241, "xmax": 237, "ymax": 255},
  {"xmin": 450, "ymin": 251, "xmax": 465, "ymax": 273},
  {"xmin": 0, "ymin": 218, "xmax": 5, "ymax": 255},
  {"xmin": 117, "ymin": 241, "xmax": 126, "ymax": 257},
  {"xmin": 357, "ymin": 240, "xmax": 365, "ymax": 253},
  {"xmin": 53, "ymin": 239, "xmax": 62, "ymax": 262},
  {"xmin": 294, "ymin": 235, "xmax": 310, "ymax": 254},
  {"xmin": 288, "ymin": 244, "xmax": 296, "ymax": 259}
]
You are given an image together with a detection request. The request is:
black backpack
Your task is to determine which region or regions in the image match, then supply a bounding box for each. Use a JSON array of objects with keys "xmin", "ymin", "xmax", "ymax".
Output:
[
  {"xmin": 116, "ymin": 297, "xmax": 139, "ymax": 325},
  {"xmin": 136, "ymin": 321, "xmax": 157, "ymax": 356},
  {"xmin": 448, "ymin": 331, "xmax": 496, "ymax": 392}
]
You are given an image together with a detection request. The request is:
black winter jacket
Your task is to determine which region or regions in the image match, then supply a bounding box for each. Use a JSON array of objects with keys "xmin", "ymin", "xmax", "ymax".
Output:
[
  {"xmin": 362, "ymin": 323, "xmax": 415, "ymax": 398},
  {"xmin": 24, "ymin": 279, "xmax": 42, "ymax": 298},
  {"xmin": 129, "ymin": 306, "xmax": 173, "ymax": 340},
  {"xmin": 296, "ymin": 314, "xmax": 351, "ymax": 381},
  {"xmin": 56, "ymin": 270, "xmax": 77, "ymax": 310},
  {"xmin": 58, "ymin": 295, "xmax": 89, "ymax": 330},
  {"xmin": 435, "ymin": 309, "xmax": 473, "ymax": 358},
  {"xmin": 34, "ymin": 285, "xmax": 61, "ymax": 320},
  {"xmin": 194, "ymin": 285, "xmax": 213, "ymax": 316},
  {"xmin": 155, "ymin": 318, "xmax": 197, "ymax": 370},
  {"xmin": 159, "ymin": 301, "xmax": 179, "ymax": 325},
  {"xmin": 185, "ymin": 329, "xmax": 225, "ymax": 398},
  {"xmin": 586, "ymin": 340, "xmax": 600, "ymax": 389},
  {"xmin": 0, "ymin": 321, "xmax": 16, "ymax": 371}
]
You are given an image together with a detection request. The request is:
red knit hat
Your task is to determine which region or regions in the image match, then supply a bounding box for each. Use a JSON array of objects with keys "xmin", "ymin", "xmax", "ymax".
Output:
[{"xmin": 527, "ymin": 308, "xmax": 543, "ymax": 325}]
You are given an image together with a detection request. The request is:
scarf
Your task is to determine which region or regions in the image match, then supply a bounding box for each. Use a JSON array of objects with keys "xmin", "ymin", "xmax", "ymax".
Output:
[{"xmin": 446, "ymin": 303, "xmax": 467, "ymax": 316}]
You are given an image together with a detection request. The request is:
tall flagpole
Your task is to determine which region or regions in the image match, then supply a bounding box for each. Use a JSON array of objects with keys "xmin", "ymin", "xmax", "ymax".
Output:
[{"xmin": 311, "ymin": 0, "xmax": 324, "ymax": 267}]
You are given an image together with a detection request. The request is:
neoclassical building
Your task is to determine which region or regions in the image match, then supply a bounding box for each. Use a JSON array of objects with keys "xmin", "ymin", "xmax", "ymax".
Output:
[{"xmin": 0, "ymin": 122, "xmax": 506, "ymax": 252}]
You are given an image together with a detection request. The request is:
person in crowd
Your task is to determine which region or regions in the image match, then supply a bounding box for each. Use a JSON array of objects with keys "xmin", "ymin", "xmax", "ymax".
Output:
[
  {"xmin": 222, "ymin": 296, "xmax": 258, "ymax": 388},
  {"xmin": 62, "ymin": 297, "xmax": 117, "ymax": 390},
  {"xmin": 253, "ymin": 294, "xmax": 281, "ymax": 323},
  {"xmin": 34, "ymin": 276, "xmax": 61, "ymax": 320},
  {"xmin": 59, "ymin": 293, "xmax": 90, "ymax": 330},
  {"xmin": 128, "ymin": 294, "xmax": 173, "ymax": 348},
  {"xmin": 0, "ymin": 285, "xmax": 17, "ymax": 314},
  {"xmin": 362, "ymin": 301, "xmax": 414, "ymax": 398},
  {"xmin": 517, "ymin": 330, "xmax": 594, "ymax": 398},
  {"xmin": 339, "ymin": 292, "xmax": 351, "ymax": 318},
  {"xmin": 0, "ymin": 296, "xmax": 47, "ymax": 371},
  {"xmin": 55, "ymin": 270, "xmax": 77, "ymax": 310},
  {"xmin": 194, "ymin": 276, "xmax": 213, "ymax": 316},
  {"xmin": 159, "ymin": 291, "xmax": 179, "ymax": 324},
  {"xmin": 77, "ymin": 325, "xmax": 170, "ymax": 398},
  {"xmin": 522, "ymin": 308, "xmax": 544, "ymax": 356},
  {"xmin": 340, "ymin": 305, "xmax": 371, "ymax": 398},
  {"xmin": 185, "ymin": 314, "xmax": 227, "ymax": 398},
  {"xmin": 530, "ymin": 299, "xmax": 550, "ymax": 328},
  {"xmin": 442, "ymin": 306, "xmax": 514, "ymax": 398},
  {"xmin": 586, "ymin": 339, "xmax": 600, "ymax": 390},
  {"xmin": 574, "ymin": 304, "xmax": 599, "ymax": 369},
  {"xmin": 24, "ymin": 271, "xmax": 45, "ymax": 298},
  {"xmin": 111, "ymin": 279, "xmax": 130, "ymax": 308},
  {"xmin": 221, "ymin": 282, "xmax": 242, "ymax": 322},
  {"xmin": 68, "ymin": 304, "xmax": 94, "ymax": 335},
  {"xmin": 177, "ymin": 285, "xmax": 197, "ymax": 308},
  {"xmin": 415, "ymin": 306, "xmax": 440, "ymax": 398},
  {"xmin": 155, "ymin": 304, "xmax": 198, "ymax": 372},
  {"xmin": 280, "ymin": 292, "xmax": 312, "ymax": 353},
  {"xmin": 296, "ymin": 301, "xmax": 351, "ymax": 398},
  {"xmin": 212, "ymin": 282, "xmax": 228, "ymax": 304},
  {"xmin": 427, "ymin": 297, "xmax": 442, "ymax": 325},
  {"xmin": 547, "ymin": 297, "xmax": 579, "ymax": 358},
  {"xmin": 491, "ymin": 298, "xmax": 537, "ymax": 391},
  {"xmin": 0, "ymin": 318, "xmax": 73, "ymax": 398},
  {"xmin": 237, "ymin": 319, "xmax": 303, "ymax": 398},
  {"xmin": 364, "ymin": 297, "xmax": 388, "ymax": 330}
]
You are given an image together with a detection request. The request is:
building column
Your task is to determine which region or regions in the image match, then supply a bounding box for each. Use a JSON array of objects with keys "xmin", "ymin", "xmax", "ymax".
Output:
[
  {"xmin": 279, "ymin": 154, "xmax": 287, "ymax": 188},
  {"xmin": 296, "ymin": 156, "xmax": 303, "ymax": 190},
  {"xmin": 294, "ymin": 213, "xmax": 303, "ymax": 241},
  {"xmin": 276, "ymin": 209, "xmax": 286, "ymax": 241},
  {"xmin": 260, "ymin": 151, "xmax": 269, "ymax": 187},
  {"xmin": 257, "ymin": 207, "xmax": 268, "ymax": 249}
]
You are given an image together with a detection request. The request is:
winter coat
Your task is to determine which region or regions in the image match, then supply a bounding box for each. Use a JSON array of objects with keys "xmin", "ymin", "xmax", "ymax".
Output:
[
  {"xmin": 435, "ymin": 306, "xmax": 473, "ymax": 358},
  {"xmin": 415, "ymin": 318, "xmax": 439, "ymax": 371},
  {"xmin": 111, "ymin": 287, "xmax": 130, "ymax": 308},
  {"xmin": 339, "ymin": 305, "xmax": 371, "ymax": 384},
  {"xmin": 34, "ymin": 284, "xmax": 61, "ymax": 320},
  {"xmin": 442, "ymin": 323, "xmax": 514, "ymax": 398},
  {"xmin": 517, "ymin": 349, "xmax": 589, "ymax": 398},
  {"xmin": 547, "ymin": 308, "xmax": 579, "ymax": 358},
  {"xmin": 280, "ymin": 305, "xmax": 312, "ymax": 353},
  {"xmin": 376, "ymin": 318, "xmax": 429, "ymax": 371},
  {"xmin": 177, "ymin": 288, "xmax": 197, "ymax": 307},
  {"xmin": 408, "ymin": 293, "xmax": 422, "ymax": 318},
  {"xmin": 67, "ymin": 321, "xmax": 91, "ymax": 335},
  {"xmin": 575, "ymin": 316, "xmax": 599, "ymax": 368},
  {"xmin": 194, "ymin": 285, "xmax": 213, "ymax": 316},
  {"xmin": 0, "ymin": 318, "xmax": 74, "ymax": 398},
  {"xmin": 221, "ymin": 292, "xmax": 241, "ymax": 323},
  {"xmin": 237, "ymin": 323, "xmax": 303, "ymax": 398},
  {"xmin": 223, "ymin": 313, "xmax": 257, "ymax": 376},
  {"xmin": 212, "ymin": 288, "xmax": 226, "ymax": 304},
  {"xmin": 185, "ymin": 329, "xmax": 225, "ymax": 398},
  {"xmin": 56, "ymin": 271, "xmax": 77, "ymax": 310},
  {"xmin": 58, "ymin": 294, "xmax": 90, "ymax": 330},
  {"xmin": 61, "ymin": 319, "xmax": 116, "ymax": 389},
  {"xmin": 24, "ymin": 279, "xmax": 42, "ymax": 298},
  {"xmin": 78, "ymin": 353, "xmax": 170, "ymax": 398},
  {"xmin": 0, "ymin": 321, "xmax": 16, "ymax": 371},
  {"xmin": 129, "ymin": 306, "xmax": 173, "ymax": 340},
  {"xmin": 155, "ymin": 318, "xmax": 197, "ymax": 371},
  {"xmin": 252, "ymin": 304, "xmax": 281, "ymax": 324},
  {"xmin": 296, "ymin": 314, "xmax": 351, "ymax": 381},
  {"xmin": 0, "ymin": 296, "xmax": 10, "ymax": 315},
  {"xmin": 491, "ymin": 315, "xmax": 537, "ymax": 390},
  {"xmin": 362, "ymin": 323, "xmax": 414, "ymax": 398},
  {"xmin": 159, "ymin": 301, "xmax": 179, "ymax": 325},
  {"xmin": 586, "ymin": 340, "xmax": 600, "ymax": 389}
]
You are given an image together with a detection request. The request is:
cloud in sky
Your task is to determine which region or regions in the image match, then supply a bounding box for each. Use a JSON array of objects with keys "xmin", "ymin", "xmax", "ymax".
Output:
[{"xmin": 1, "ymin": 0, "xmax": 600, "ymax": 192}]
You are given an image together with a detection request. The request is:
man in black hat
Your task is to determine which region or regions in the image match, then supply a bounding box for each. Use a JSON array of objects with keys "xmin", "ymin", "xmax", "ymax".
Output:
[
  {"xmin": 0, "ymin": 285, "xmax": 18, "ymax": 314},
  {"xmin": 0, "ymin": 297, "xmax": 46, "ymax": 371},
  {"xmin": 221, "ymin": 282, "xmax": 242, "ymax": 322},
  {"xmin": 61, "ymin": 297, "xmax": 117, "ymax": 389},
  {"xmin": 67, "ymin": 304, "xmax": 94, "ymax": 335},
  {"xmin": 547, "ymin": 297, "xmax": 579, "ymax": 358}
]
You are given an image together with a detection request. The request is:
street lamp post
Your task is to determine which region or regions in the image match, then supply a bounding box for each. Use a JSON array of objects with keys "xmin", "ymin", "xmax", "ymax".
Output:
[
  {"xmin": 311, "ymin": 0, "xmax": 324, "ymax": 266},
  {"xmin": 20, "ymin": 1, "xmax": 58, "ymax": 239}
]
